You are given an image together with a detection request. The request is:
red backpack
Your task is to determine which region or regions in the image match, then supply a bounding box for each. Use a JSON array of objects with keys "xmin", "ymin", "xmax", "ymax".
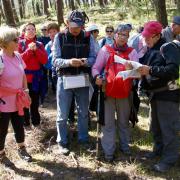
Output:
[{"xmin": 104, "ymin": 45, "xmax": 133, "ymax": 99}]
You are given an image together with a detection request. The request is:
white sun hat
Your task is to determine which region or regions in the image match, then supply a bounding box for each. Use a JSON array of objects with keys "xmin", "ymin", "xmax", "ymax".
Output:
[{"xmin": 86, "ymin": 24, "xmax": 99, "ymax": 32}]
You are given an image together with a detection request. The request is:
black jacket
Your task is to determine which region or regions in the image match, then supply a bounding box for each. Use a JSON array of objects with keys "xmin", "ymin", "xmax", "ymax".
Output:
[
  {"xmin": 58, "ymin": 30, "xmax": 90, "ymax": 76},
  {"xmin": 139, "ymin": 38, "xmax": 180, "ymax": 102}
]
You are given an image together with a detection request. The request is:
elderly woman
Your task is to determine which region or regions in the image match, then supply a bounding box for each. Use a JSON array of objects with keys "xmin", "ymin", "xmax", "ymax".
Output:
[
  {"xmin": 0, "ymin": 27, "xmax": 32, "ymax": 167},
  {"xmin": 92, "ymin": 24, "xmax": 138, "ymax": 162},
  {"xmin": 138, "ymin": 21, "xmax": 180, "ymax": 172},
  {"xmin": 18, "ymin": 23, "xmax": 47, "ymax": 129}
]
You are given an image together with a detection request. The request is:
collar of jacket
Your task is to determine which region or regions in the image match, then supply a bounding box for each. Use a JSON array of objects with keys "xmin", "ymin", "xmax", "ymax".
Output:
[{"xmin": 149, "ymin": 37, "xmax": 166, "ymax": 51}]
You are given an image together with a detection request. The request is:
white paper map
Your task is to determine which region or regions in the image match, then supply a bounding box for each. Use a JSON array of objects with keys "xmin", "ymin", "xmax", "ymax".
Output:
[{"xmin": 114, "ymin": 55, "xmax": 142, "ymax": 80}]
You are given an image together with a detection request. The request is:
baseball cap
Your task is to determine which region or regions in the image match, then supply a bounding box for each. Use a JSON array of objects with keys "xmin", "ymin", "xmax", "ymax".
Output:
[
  {"xmin": 68, "ymin": 10, "xmax": 87, "ymax": 27},
  {"xmin": 173, "ymin": 16, "xmax": 180, "ymax": 25},
  {"xmin": 142, "ymin": 21, "xmax": 163, "ymax": 38}
]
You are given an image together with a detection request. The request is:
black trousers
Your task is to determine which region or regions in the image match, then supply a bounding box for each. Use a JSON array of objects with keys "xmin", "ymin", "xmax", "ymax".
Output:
[
  {"xmin": 0, "ymin": 112, "xmax": 25, "ymax": 151},
  {"xmin": 24, "ymin": 83, "xmax": 40, "ymax": 126}
]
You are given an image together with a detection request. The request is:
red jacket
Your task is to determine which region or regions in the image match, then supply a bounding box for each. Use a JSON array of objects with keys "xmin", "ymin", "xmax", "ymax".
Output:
[
  {"xmin": 105, "ymin": 45, "xmax": 133, "ymax": 99},
  {"xmin": 18, "ymin": 38, "xmax": 48, "ymax": 83}
]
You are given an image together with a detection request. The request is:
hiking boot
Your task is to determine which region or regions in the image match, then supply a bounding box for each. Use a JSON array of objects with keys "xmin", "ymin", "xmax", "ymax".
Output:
[
  {"xmin": 24, "ymin": 125, "xmax": 32, "ymax": 131},
  {"xmin": 0, "ymin": 152, "xmax": 14, "ymax": 168},
  {"xmin": 18, "ymin": 147, "xmax": 32, "ymax": 162},
  {"xmin": 59, "ymin": 144, "xmax": 70, "ymax": 155},
  {"xmin": 153, "ymin": 162, "xmax": 172, "ymax": 173},
  {"xmin": 144, "ymin": 151, "xmax": 161, "ymax": 159},
  {"xmin": 104, "ymin": 154, "xmax": 114, "ymax": 163},
  {"xmin": 121, "ymin": 149, "xmax": 131, "ymax": 156},
  {"xmin": 79, "ymin": 141, "xmax": 94, "ymax": 152}
]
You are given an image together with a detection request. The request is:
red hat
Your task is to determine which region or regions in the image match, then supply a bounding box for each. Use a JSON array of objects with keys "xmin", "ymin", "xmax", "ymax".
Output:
[{"xmin": 142, "ymin": 21, "xmax": 163, "ymax": 38}]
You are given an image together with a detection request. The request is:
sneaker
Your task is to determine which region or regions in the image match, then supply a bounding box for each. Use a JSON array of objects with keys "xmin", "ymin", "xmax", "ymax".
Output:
[
  {"xmin": 59, "ymin": 144, "xmax": 70, "ymax": 155},
  {"xmin": 0, "ymin": 152, "xmax": 14, "ymax": 167},
  {"xmin": 153, "ymin": 162, "xmax": 172, "ymax": 173},
  {"xmin": 18, "ymin": 147, "xmax": 32, "ymax": 162},
  {"xmin": 104, "ymin": 154, "xmax": 114, "ymax": 163}
]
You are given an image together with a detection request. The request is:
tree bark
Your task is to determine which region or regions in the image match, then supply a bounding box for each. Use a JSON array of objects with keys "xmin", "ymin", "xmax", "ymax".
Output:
[
  {"xmin": 98, "ymin": 0, "xmax": 104, "ymax": 7},
  {"xmin": 36, "ymin": 1, "xmax": 42, "ymax": 16},
  {"xmin": 11, "ymin": 0, "xmax": 19, "ymax": 23},
  {"xmin": 32, "ymin": 0, "xmax": 36, "ymax": 16},
  {"xmin": 18, "ymin": 0, "xmax": 23, "ymax": 19},
  {"xmin": 1, "ymin": 0, "xmax": 16, "ymax": 26},
  {"xmin": 43, "ymin": 0, "xmax": 50, "ymax": 16},
  {"xmin": 153, "ymin": 0, "xmax": 168, "ymax": 27},
  {"xmin": 69, "ymin": 0, "xmax": 75, "ymax": 10},
  {"xmin": 56, "ymin": 0, "xmax": 64, "ymax": 25}
]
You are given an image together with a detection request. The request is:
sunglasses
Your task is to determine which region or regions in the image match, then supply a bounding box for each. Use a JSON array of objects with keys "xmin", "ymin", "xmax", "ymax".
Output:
[
  {"xmin": 106, "ymin": 30, "xmax": 113, "ymax": 33},
  {"xmin": 12, "ymin": 38, "xmax": 19, "ymax": 43},
  {"xmin": 41, "ymin": 29, "xmax": 47, "ymax": 31}
]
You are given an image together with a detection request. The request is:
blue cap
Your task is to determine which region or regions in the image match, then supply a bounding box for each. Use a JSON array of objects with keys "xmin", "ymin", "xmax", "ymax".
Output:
[
  {"xmin": 68, "ymin": 10, "xmax": 85, "ymax": 27},
  {"xmin": 173, "ymin": 16, "xmax": 180, "ymax": 25}
]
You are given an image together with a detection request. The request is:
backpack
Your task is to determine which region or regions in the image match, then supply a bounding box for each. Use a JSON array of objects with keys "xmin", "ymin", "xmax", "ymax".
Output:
[
  {"xmin": 104, "ymin": 45, "xmax": 133, "ymax": 98},
  {"xmin": 160, "ymin": 40, "xmax": 180, "ymax": 86}
]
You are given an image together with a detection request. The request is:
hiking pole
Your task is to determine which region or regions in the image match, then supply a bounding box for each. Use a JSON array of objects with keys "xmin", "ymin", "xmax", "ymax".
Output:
[{"xmin": 96, "ymin": 87, "xmax": 101, "ymax": 159}]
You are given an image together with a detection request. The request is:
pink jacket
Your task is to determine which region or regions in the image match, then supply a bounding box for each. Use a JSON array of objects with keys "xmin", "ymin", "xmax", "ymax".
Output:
[{"xmin": 0, "ymin": 87, "xmax": 31, "ymax": 116}]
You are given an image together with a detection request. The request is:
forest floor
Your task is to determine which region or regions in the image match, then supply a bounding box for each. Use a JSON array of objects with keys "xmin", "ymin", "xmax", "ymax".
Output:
[{"xmin": 0, "ymin": 90, "xmax": 180, "ymax": 180}]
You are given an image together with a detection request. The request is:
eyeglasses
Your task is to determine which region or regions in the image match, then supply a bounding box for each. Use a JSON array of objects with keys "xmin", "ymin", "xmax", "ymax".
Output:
[
  {"xmin": 41, "ymin": 29, "xmax": 47, "ymax": 31},
  {"xmin": 106, "ymin": 30, "xmax": 113, "ymax": 33},
  {"xmin": 12, "ymin": 38, "xmax": 19, "ymax": 43},
  {"xmin": 117, "ymin": 33, "xmax": 129, "ymax": 38}
]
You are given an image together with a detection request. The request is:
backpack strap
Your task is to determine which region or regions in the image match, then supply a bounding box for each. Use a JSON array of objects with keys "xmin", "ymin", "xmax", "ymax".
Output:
[{"xmin": 101, "ymin": 37, "xmax": 106, "ymax": 47}]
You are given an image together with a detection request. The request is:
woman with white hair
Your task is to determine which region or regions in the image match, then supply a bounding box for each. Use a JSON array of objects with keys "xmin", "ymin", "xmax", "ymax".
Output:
[{"xmin": 0, "ymin": 27, "xmax": 32, "ymax": 167}]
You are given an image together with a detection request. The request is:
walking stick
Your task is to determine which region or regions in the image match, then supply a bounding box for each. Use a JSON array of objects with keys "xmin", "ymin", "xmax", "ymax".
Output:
[{"xmin": 96, "ymin": 87, "xmax": 101, "ymax": 159}]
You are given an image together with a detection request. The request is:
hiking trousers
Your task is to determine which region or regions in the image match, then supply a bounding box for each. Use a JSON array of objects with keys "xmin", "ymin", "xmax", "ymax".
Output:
[
  {"xmin": 150, "ymin": 99, "xmax": 180, "ymax": 165},
  {"xmin": 0, "ymin": 112, "xmax": 25, "ymax": 151},
  {"xmin": 101, "ymin": 96, "xmax": 131, "ymax": 156}
]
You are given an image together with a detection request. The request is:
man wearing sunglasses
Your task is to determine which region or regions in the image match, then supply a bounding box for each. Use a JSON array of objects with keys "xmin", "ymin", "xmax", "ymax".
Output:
[{"xmin": 99, "ymin": 25, "xmax": 115, "ymax": 48}]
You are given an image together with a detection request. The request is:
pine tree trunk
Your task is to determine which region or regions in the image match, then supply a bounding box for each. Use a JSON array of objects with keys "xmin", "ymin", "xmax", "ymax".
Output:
[
  {"xmin": 43, "ymin": 0, "xmax": 50, "ymax": 16},
  {"xmin": 153, "ymin": 0, "xmax": 168, "ymax": 27},
  {"xmin": 1, "ymin": 0, "xmax": 16, "ymax": 27},
  {"xmin": 56, "ymin": 0, "xmax": 64, "ymax": 25},
  {"xmin": 36, "ymin": 1, "xmax": 42, "ymax": 16},
  {"xmin": 11, "ymin": 0, "xmax": 19, "ymax": 23},
  {"xmin": 69, "ymin": 0, "xmax": 75, "ymax": 10},
  {"xmin": 32, "ymin": 0, "xmax": 36, "ymax": 16},
  {"xmin": 98, "ymin": 0, "xmax": 104, "ymax": 7},
  {"xmin": 18, "ymin": 0, "xmax": 23, "ymax": 19}
]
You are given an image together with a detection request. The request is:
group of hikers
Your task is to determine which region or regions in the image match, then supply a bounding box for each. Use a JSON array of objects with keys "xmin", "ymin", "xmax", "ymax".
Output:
[{"xmin": 0, "ymin": 9, "xmax": 179, "ymax": 173}]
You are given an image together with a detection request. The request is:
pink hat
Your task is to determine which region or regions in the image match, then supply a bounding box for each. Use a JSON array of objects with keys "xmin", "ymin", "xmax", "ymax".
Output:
[{"xmin": 142, "ymin": 21, "xmax": 163, "ymax": 38}]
